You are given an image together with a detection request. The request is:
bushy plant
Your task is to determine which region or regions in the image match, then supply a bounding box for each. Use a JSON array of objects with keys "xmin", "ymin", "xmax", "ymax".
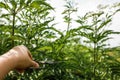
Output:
[{"xmin": 0, "ymin": 0, "xmax": 120, "ymax": 80}]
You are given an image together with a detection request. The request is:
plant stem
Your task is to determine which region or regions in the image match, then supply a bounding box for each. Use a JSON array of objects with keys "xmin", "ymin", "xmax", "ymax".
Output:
[
  {"xmin": 93, "ymin": 43, "xmax": 97, "ymax": 80},
  {"xmin": 12, "ymin": 10, "xmax": 16, "ymax": 47},
  {"xmin": 67, "ymin": 12, "xmax": 71, "ymax": 33}
]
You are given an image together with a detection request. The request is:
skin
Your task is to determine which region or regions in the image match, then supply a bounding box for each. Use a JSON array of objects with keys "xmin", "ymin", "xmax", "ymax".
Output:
[{"xmin": 0, "ymin": 45, "xmax": 39, "ymax": 80}]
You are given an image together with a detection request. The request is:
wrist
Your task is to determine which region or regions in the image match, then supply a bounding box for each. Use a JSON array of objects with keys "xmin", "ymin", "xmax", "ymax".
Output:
[
  {"xmin": 1, "ymin": 49, "xmax": 19, "ymax": 69},
  {"xmin": 0, "ymin": 51, "xmax": 18, "ymax": 80}
]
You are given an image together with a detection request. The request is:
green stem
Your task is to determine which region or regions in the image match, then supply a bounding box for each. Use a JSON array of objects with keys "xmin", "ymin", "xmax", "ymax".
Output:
[
  {"xmin": 93, "ymin": 24, "xmax": 98, "ymax": 79},
  {"xmin": 93, "ymin": 43, "xmax": 97, "ymax": 80},
  {"xmin": 67, "ymin": 12, "xmax": 71, "ymax": 33},
  {"xmin": 12, "ymin": 11, "xmax": 16, "ymax": 47}
]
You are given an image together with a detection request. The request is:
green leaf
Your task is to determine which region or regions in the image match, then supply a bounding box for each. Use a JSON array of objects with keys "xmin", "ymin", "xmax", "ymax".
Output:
[
  {"xmin": 0, "ymin": 2, "xmax": 6, "ymax": 8},
  {"xmin": 37, "ymin": 46, "xmax": 52, "ymax": 52},
  {"xmin": 49, "ymin": 27, "xmax": 64, "ymax": 37},
  {"xmin": 20, "ymin": 0, "xmax": 25, "ymax": 8},
  {"xmin": 30, "ymin": 0, "xmax": 53, "ymax": 9},
  {"xmin": 97, "ymin": 19, "xmax": 111, "ymax": 31},
  {"xmin": 0, "ymin": 2, "xmax": 11, "ymax": 11},
  {"xmin": 10, "ymin": 0, "xmax": 17, "ymax": 9}
]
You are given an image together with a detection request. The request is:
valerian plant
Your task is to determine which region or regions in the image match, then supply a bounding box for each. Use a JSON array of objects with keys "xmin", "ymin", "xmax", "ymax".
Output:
[
  {"xmin": 76, "ymin": 9, "xmax": 120, "ymax": 79},
  {"xmin": 0, "ymin": 0, "xmax": 54, "ymax": 47},
  {"xmin": 0, "ymin": 0, "xmax": 120, "ymax": 80},
  {"xmin": 0, "ymin": 0, "xmax": 54, "ymax": 80}
]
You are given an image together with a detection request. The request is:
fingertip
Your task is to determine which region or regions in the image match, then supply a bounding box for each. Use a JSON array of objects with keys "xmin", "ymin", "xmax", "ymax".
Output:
[{"xmin": 32, "ymin": 61, "xmax": 39, "ymax": 68}]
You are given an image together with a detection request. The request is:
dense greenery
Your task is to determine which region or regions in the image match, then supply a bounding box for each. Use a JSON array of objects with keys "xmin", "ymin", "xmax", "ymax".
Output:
[{"xmin": 0, "ymin": 0, "xmax": 120, "ymax": 80}]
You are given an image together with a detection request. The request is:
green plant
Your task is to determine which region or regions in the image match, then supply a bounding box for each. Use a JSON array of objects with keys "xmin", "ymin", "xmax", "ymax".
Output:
[
  {"xmin": 0, "ymin": 0, "xmax": 120, "ymax": 80},
  {"xmin": 76, "ymin": 10, "xmax": 120, "ymax": 79}
]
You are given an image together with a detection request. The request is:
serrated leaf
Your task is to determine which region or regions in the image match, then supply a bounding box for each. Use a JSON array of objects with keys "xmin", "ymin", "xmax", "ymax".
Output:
[
  {"xmin": 10, "ymin": 0, "xmax": 17, "ymax": 9},
  {"xmin": 97, "ymin": 19, "xmax": 111, "ymax": 31},
  {"xmin": 37, "ymin": 46, "xmax": 52, "ymax": 52},
  {"xmin": 30, "ymin": 0, "xmax": 53, "ymax": 10},
  {"xmin": 0, "ymin": 2, "xmax": 11, "ymax": 11}
]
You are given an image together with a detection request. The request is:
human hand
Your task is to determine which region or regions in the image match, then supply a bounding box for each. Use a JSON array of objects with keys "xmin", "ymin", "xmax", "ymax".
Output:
[{"xmin": 7, "ymin": 45, "xmax": 39, "ymax": 73}]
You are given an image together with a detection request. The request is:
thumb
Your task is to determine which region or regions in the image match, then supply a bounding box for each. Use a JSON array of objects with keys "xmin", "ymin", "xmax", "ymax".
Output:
[{"xmin": 31, "ymin": 61, "xmax": 39, "ymax": 68}]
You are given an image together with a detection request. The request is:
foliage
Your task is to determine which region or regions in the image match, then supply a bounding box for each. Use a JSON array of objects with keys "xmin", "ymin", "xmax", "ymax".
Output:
[{"xmin": 0, "ymin": 0, "xmax": 120, "ymax": 80}]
